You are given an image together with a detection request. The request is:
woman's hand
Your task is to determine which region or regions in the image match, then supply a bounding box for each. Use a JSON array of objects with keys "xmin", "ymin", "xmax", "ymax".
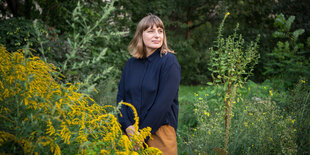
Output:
[
  {"xmin": 126, "ymin": 125, "xmax": 142, "ymax": 150},
  {"xmin": 126, "ymin": 125, "xmax": 137, "ymax": 138}
]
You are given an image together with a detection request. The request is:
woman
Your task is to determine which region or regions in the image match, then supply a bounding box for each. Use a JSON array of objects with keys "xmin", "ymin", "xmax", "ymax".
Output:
[{"xmin": 116, "ymin": 14, "xmax": 181, "ymax": 154}]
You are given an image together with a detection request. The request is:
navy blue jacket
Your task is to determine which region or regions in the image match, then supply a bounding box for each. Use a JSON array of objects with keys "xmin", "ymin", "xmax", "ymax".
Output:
[{"xmin": 117, "ymin": 49, "xmax": 181, "ymax": 136}]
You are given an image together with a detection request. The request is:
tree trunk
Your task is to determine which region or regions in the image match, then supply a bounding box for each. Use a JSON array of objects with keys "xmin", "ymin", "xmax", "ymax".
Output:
[{"xmin": 7, "ymin": 0, "xmax": 20, "ymax": 17}]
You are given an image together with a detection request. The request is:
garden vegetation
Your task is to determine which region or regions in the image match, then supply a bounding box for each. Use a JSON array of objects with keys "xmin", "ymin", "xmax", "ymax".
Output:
[{"xmin": 0, "ymin": 0, "xmax": 309, "ymax": 154}]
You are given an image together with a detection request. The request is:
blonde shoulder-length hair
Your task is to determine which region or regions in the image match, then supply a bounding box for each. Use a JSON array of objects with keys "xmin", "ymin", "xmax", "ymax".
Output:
[{"xmin": 128, "ymin": 14, "xmax": 173, "ymax": 59}]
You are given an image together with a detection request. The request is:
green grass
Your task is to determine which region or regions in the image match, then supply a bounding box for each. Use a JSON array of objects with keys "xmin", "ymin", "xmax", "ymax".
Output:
[
  {"xmin": 179, "ymin": 85, "xmax": 203, "ymax": 102},
  {"xmin": 177, "ymin": 85, "xmax": 204, "ymax": 139}
]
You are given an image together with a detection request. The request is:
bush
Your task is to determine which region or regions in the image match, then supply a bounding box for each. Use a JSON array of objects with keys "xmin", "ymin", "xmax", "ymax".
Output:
[
  {"xmin": 264, "ymin": 13, "xmax": 310, "ymax": 89},
  {"xmin": 0, "ymin": 17, "xmax": 53, "ymax": 52}
]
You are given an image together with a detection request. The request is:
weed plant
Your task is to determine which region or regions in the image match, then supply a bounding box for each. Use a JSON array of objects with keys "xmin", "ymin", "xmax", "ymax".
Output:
[{"xmin": 208, "ymin": 12, "xmax": 260, "ymax": 151}]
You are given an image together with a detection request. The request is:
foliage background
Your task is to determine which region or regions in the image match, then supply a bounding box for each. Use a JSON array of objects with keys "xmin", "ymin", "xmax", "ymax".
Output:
[{"xmin": 1, "ymin": 0, "xmax": 309, "ymax": 85}]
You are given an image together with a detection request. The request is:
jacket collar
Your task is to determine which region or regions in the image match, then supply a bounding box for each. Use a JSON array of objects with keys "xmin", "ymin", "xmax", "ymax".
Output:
[{"xmin": 145, "ymin": 48, "xmax": 160, "ymax": 62}]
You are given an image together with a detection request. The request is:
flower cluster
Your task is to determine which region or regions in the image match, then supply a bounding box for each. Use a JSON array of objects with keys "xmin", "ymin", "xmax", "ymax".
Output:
[{"xmin": 0, "ymin": 46, "xmax": 161, "ymax": 154}]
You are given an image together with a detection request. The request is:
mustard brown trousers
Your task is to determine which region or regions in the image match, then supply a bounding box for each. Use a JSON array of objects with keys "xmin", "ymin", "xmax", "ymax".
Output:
[{"xmin": 147, "ymin": 125, "xmax": 177, "ymax": 155}]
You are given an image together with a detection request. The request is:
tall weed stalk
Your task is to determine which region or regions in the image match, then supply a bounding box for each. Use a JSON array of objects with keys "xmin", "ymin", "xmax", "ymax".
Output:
[{"xmin": 208, "ymin": 12, "xmax": 260, "ymax": 151}]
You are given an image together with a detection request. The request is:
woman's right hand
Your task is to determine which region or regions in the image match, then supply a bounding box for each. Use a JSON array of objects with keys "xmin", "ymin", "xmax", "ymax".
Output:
[
  {"xmin": 126, "ymin": 125, "xmax": 137, "ymax": 138},
  {"xmin": 126, "ymin": 125, "xmax": 142, "ymax": 150}
]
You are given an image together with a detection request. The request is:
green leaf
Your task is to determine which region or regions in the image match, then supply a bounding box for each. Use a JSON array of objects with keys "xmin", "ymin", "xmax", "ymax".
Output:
[
  {"xmin": 215, "ymin": 79, "xmax": 221, "ymax": 83},
  {"xmin": 292, "ymin": 29, "xmax": 305, "ymax": 41},
  {"xmin": 207, "ymin": 82, "xmax": 213, "ymax": 86},
  {"xmin": 286, "ymin": 15, "xmax": 295, "ymax": 31},
  {"xmin": 274, "ymin": 13, "xmax": 285, "ymax": 28},
  {"xmin": 272, "ymin": 31, "xmax": 286, "ymax": 38}
]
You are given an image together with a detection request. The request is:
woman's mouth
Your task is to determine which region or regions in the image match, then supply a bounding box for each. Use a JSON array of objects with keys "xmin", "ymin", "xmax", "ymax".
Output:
[{"xmin": 152, "ymin": 40, "xmax": 161, "ymax": 44}]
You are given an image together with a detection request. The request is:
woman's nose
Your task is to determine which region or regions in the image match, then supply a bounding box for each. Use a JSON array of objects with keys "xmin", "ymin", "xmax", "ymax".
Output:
[{"xmin": 154, "ymin": 31, "xmax": 159, "ymax": 37}]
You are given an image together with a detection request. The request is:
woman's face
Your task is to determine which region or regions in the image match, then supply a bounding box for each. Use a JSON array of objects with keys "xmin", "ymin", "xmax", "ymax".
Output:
[{"xmin": 142, "ymin": 25, "xmax": 164, "ymax": 54}]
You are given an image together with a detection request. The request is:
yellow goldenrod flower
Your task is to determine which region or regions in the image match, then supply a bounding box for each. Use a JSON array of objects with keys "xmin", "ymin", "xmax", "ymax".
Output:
[
  {"xmin": 0, "ymin": 47, "xmax": 162, "ymax": 155},
  {"xmin": 100, "ymin": 150, "xmax": 109, "ymax": 154},
  {"xmin": 226, "ymin": 12, "xmax": 230, "ymax": 16},
  {"xmin": 269, "ymin": 90, "xmax": 273, "ymax": 96},
  {"xmin": 130, "ymin": 151, "xmax": 139, "ymax": 155},
  {"xmin": 292, "ymin": 119, "xmax": 295, "ymax": 124}
]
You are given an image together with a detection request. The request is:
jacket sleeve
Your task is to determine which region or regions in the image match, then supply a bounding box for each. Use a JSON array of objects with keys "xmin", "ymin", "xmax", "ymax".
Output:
[
  {"xmin": 140, "ymin": 62, "xmax": 181, "ymax": 134},
  {"xmin": 117, "ymin": 63, "xmax": 133, "ymax": 132}
]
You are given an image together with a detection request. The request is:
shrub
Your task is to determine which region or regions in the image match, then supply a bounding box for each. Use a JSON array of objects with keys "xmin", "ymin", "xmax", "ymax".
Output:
[
  {"xmin": 0, "ymin": 17, "xmax": 53, "ymax": 52},
  {"xmin": 264, "ymin": 13, "xmax": 310, "ymax": 89}
]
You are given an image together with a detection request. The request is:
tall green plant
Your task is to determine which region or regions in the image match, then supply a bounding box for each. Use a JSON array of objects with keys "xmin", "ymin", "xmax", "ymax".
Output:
[
  {"xmin": 33, "ymin": 0, "xmax": 126, "ymax": 99},
  {"xmin": 208, "ymin": 12, "xmax": 260, "ymax": 152}
]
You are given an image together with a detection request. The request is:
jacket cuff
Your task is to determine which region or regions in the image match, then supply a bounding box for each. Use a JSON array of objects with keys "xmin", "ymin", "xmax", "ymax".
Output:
[{"xmin": 120, "ymin": 119, "xmax": 132, "ymax": 133}]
